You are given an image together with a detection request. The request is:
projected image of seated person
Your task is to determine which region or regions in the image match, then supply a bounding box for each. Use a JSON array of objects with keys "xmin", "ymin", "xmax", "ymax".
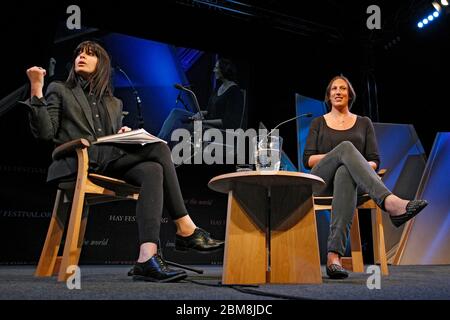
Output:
[{"xmin": 158, "ymin": 57, "xmax": 244, "ymax": 144}]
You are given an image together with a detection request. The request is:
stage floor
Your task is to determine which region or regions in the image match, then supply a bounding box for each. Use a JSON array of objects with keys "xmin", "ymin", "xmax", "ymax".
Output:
[{"xmin": 0, "ymin": 265, "xmax": 449, "ymax": 300}]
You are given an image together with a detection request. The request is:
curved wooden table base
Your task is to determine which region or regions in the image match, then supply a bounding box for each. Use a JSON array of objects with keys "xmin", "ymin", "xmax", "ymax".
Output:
[{"xmin": 209, "ymin": 171, "xmax": 325, "ymax": 285}]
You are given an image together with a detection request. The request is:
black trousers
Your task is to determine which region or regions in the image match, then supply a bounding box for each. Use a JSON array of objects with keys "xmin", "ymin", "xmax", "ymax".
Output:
[{"xmin": 103, "ymin": 142, "xmax": 188, "ymax": 245}]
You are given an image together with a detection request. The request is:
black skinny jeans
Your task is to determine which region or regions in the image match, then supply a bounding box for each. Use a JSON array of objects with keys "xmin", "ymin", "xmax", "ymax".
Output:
[
  {"xmin": 103, "ymin": 142, "xmax": 188, "ymax": 245},
  {"xmin": 310, "ymin": 141, "xmax": 392, "ymax": 257}
]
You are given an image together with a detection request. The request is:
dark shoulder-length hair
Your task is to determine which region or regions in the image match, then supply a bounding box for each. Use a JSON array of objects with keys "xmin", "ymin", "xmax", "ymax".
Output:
[
  {"xmin": 66, "ymin": 40, "xmax": 113, "ymax": 98},
  {"xmin": 324, "ymin": 75, "xmax": 356, "ymax": 109},
  {"xmin": 218, "ymin": 57, "xmax": 238, "ymax": 82}
]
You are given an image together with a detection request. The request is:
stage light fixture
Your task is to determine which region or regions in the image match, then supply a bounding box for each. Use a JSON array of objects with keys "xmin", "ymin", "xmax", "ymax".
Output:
[
  {"xmin": 418, "ymin": 3, "xmax": 444, "ymax": 29},
  {"xmin": 432, "ymin": 1, "xmax": 442, "ymax": 11}
]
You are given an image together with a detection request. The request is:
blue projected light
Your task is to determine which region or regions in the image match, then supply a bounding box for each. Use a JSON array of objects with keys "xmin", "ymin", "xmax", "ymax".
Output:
[
  {"xmin": 101, "ymin": 33, "xmax": 195, "ymax": 134},
  {"xmin": 400, "ymin": 133, "xmax": 450, "ymax": 264}
]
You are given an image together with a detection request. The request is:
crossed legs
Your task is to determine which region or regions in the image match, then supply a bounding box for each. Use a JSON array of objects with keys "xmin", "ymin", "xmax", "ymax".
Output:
[{"xmin": 311, "ymin": 141, "xmax": 411, "ymax": 268}]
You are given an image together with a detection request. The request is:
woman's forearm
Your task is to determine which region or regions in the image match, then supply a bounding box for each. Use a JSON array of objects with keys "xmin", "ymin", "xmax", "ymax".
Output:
[
  {"xmin": 30, "ymin": 83, "xmax": 44, "ymax": 99},
  {"xmin": 309, "ymin": 154, "xmax": 377, "ymax": 171},
  {"xmin": 308, "ymin": 154, "xmax": 327, "ymax": 168}
]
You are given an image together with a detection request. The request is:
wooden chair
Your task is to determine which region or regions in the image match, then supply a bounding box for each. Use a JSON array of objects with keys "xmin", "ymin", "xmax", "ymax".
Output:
[
  {"xmin": 35, "ymin": 138, "xmax": 140, "ymax": 282},
  {"xmin": 313, "ymin": 169, "xmax": 389, "ymax": 276}
]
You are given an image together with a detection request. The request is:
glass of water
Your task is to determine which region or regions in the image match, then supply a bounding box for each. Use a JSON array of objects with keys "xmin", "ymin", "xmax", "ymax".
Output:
[{"xmin": 252, "ymin": 135, "xmax": 283, "ymax": 171}]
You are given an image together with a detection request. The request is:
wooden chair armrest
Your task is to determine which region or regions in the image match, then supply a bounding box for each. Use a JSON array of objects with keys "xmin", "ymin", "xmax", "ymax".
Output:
[{"xmin": 52, "ymin": 138, "xmax": 91, "ymax": 160}]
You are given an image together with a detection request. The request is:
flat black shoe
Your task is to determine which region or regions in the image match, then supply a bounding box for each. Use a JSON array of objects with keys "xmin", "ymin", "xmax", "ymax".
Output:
[
  {"xmin": 390, "ymin": 200, "xmax": 428, "ymax": 228},
  {"xmin": 175, "ymin": 228, "xmax": 224, "ymax": 253},
  {"xmin": 326, "ymin": 264, "xmax": 349, "ymax": 279},
  {"xmin": 132, "ymin": 255, "xmax": 187, "ymax": 283}
]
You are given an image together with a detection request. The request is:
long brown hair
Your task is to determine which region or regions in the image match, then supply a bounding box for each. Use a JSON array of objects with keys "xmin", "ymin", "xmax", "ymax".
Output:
[
  {"xmin": 324, "ymin": 75, "xmax": 356, "ymax": 109},
  {"xmin": 66, "ymin": 41, "xmax": 113, "ymax": 98}
]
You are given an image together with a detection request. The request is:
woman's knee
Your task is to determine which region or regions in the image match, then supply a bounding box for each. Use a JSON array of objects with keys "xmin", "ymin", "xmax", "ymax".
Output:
[
  {"xmin": 140, "ymin": 162, "xmax": 164, "ymax": 183},
  {"xmin": 143, "ymin": 141, "xmax": 172, "ymax": 158},
  {"xmin": 123, "ymin": 161, "xmax": 163, "ymax": 187},
  {"xmin": 165, "ymin": 108, "xmax": 184, "ymax": 120},
  {"xmin": 170, "ymin": 108, "xmax": 190, "ymax": 117},
  {"xmin": 155, "ymin": 142, "xmax": 172, "ymax": 158},
  {"xmin": 334, "ymin": 165, "xmax": 355, "ymax": 186},
  {"xmin": 166, "ymin": 108, "xmax": 192, "ymax": 125},
  {"xmin": 335, "ymin": 165, "xmax": 350, "ymax": 177},
  {"xmin": 336, "ymin": 141, "xmax": 356, "ymax": 153}
]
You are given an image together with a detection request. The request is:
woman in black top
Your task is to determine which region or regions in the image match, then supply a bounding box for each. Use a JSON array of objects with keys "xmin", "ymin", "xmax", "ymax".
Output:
[
  {"xmin": 205, "ymin": 58, "xmax": 244, "ymax": 130},
  {"xmin": 303, "ymin": 75, "xmax": 428, "ymax": 279},
  {"xmin": 158, "ymin": 57, "xmax": 244, "ymax": 142},
  {"xmin": 25, "ymin": 41, "xmax": 224, "ymax": 283}
]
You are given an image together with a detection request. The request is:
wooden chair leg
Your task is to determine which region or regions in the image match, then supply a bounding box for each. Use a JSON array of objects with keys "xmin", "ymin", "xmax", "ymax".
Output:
[
  {"xmin": 75, "ymin": 205, "xmax": 90, "ymax": 262},
  {"xmin": 58, "ymin": 186, "xmax": 87, "ymax": 282},
  {"xmin": 372, "ymin": 207, "xmax": 389, "ymax": 275},
  {"xmin": 35, "ymin": 190, "xmax": 69, "ymax": 277},
  {"xmin": 350, "ymin": 209, "xmax": 364, "ymax": 273}
]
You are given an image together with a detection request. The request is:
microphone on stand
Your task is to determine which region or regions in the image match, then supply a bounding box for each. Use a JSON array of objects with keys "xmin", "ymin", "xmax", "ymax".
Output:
[
  {"xmin": 173, "ymin": 83, "xmax": 204, "ymax": 119},
  {"xmin": 255, "ymin": 113, "xmax": 313, "ymax": 170},
  {"xmin": 175, "ymin": 90, "xmax": 190, "ymax": 112},
  {"xmin": 258, "ymin": 112, "xmax": 313, "ymax": 153},
  {"xmin": 116, "ymin": 66, "xmax": 144, "ymax": 129},
  {"xmin": 266, "ymin": 112, "xmax": 313, "ymax": 138},
  {"xmin": 175, "ymin": 83, "xmax": 193, "ymax": 88}
]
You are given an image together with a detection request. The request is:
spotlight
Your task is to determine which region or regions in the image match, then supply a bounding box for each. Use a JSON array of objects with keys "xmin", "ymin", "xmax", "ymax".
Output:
[
  {"xmin": 441, "ymin": 0, "xmax": 448, "ymax": 7},
  {"xmin": 418, "ymin": 22, "xmax": 424, "ymax": 28},
  {"xmin": 432, "ymin": 1, "xmax": 442, "ymax": 11},
  {"xmin": 433, "ymin": 11, "xmax": 439, "ymax": 17},
  {"xmin": 423, "ymin": 18, "xmax": 429, "ymax": 24},
  {"xmin": 428, "ymin": 15, "xmax": 434, "ymax": 21}
]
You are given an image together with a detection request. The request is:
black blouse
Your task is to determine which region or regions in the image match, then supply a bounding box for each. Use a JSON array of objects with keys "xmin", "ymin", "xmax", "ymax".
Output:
[
  {"xmin": 206, "ymin": 85, "xmax": 244, "ymax": 129},
  {"xmin": 303, "ymin": 115, "xmax": 380, "ymax": 170},
  {"xmin": 78, "ymin": 77, "xmax": 124, "ymax": 173}
]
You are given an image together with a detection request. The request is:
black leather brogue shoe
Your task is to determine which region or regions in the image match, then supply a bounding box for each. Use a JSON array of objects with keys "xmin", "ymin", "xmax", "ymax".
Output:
[
  {"xmin": 175, "ymin": 228, "xmax": 224, "ymax": 253},
  {"xmin": 132, "ymin": 255, "xmax": 187, "ymax": 282},
  {"xmin": 326, "ymin": 264, "xmax": 349, "ymax": 279}
]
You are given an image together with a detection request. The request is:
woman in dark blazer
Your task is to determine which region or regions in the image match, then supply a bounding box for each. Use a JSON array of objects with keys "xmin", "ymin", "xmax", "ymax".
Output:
[{"xmin": 24, "ymin": 41, "xmax": 224, "ymax": 283}]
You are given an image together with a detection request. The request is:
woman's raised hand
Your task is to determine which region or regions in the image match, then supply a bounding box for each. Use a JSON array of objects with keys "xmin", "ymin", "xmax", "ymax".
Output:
[{"xmin": 26, "ymin": 66, "xmax": 46, "ymax": 98}]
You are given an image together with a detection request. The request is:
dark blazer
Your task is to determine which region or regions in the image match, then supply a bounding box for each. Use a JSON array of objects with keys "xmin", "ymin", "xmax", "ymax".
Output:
[{"xmin": 21, "ymin": 81, "xmax": 123, "ymax": 182}]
